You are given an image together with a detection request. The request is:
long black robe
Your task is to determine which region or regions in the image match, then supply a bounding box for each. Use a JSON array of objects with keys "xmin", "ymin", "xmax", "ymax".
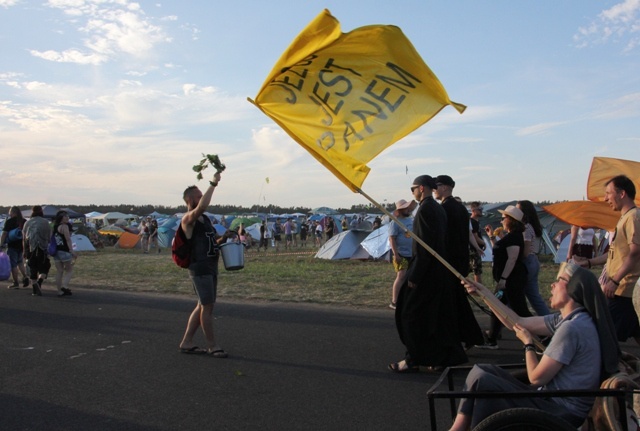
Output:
[
  {"xmin": 441, "ymin": 197, "xmax": 484, "ymax": 347},
  {"xmin": 395, "ymin": 196, "xmax": 467, "ymax": 367}
]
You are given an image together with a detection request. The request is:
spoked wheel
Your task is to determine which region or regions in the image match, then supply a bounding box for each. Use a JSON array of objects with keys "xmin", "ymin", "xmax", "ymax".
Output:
[{"xmin": 473, "ymin": 408, "xmax": 576, "ymax": 431}]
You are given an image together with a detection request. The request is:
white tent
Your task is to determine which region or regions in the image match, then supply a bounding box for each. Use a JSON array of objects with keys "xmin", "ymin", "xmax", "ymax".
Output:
[
  {"xmin": 315, "ymin": 230, "xmax": 369, "ymax": 260},
  {"xmin": 71, "ymin": 234, "xmax": 96, "ymax": 252},
  {"xmin": 359, "ymin": 225, "xmax": 390, "ymax": 259}
]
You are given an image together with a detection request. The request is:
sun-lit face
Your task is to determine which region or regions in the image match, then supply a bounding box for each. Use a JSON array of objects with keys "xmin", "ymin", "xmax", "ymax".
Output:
[
  {"xmin": 549, "ymin": 273, "xmax": 571, "ymax": 310},
  {"xmin": 604, "ymin": 182, "xmax": 623, "ymax": 211}
]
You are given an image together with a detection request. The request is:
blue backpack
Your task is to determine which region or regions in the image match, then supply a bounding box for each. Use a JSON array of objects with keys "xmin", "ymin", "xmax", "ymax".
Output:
[{"xmin": 47, "ymin": 234, "xmax": 58, "ymax": 256}]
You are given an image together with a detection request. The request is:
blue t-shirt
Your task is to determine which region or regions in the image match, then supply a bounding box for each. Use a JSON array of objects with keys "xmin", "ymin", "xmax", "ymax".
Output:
[
  {"xmin": 388, "ymin": 217, "xmax": 413, "ymax": 258},
  {"xmin": 543, "ymin": 309, "xmax": 601, "ymax": 419}
]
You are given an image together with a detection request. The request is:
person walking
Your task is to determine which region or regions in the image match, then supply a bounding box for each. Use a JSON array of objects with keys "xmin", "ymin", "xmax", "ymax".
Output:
[
  {"xmin": 22, "ymin": 205, "xmax": 52, "ymax": 296},
  {"xmin": 480, "ymin": 205, "xmax": 531, "ymax": 348},
  {"xmin": 517, "ymin": 200, "xmax": 550, "ymax": 316},
  {"xmin": 178, "ymin": 171, "xmax": 231, "ymax": 357},
  {"xmin": 435, "ymin": 175, "xmax": 484, "ymax": 349},
  {"xmin": 52, "ymin": 210, "xmax": 78, "ymax": 297},
  {"xmin": 1, "ymin": 206, "xmax": 29, "ymax": 289},
  {"xmin": 388, "ymin": 199, "xmax": 416, "ymax": 310},
  {"xmin": 389, "ymin": 175, "xmax": 467, "ymax": 373}
]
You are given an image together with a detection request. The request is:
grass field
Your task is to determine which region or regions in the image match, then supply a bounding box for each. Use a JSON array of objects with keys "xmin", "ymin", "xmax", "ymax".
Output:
[{"xmin": 65, "ymin": 245, "xmax": 581, "ymax": 310}]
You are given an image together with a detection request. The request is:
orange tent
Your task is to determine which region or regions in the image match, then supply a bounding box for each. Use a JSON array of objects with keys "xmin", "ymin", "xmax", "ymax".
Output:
[{"xmin": 116, "ymin": 232, "xmax": 141, "ymax": 249}]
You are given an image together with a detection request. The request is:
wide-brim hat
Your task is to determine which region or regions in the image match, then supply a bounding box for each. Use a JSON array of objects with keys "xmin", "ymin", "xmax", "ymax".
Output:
[
  {"xmin": 393, "ymin": 199, "xmax": 417, "ymax": 217},
  {"xmin": 498, "ymin": 205, "xmax": 524, "ymax": 222}
]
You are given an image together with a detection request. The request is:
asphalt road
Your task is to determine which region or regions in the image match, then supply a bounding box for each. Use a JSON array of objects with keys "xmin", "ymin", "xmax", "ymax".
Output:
[{"xmin": 4, "ymin": 285, "xmax": 628, "ymax": 431}]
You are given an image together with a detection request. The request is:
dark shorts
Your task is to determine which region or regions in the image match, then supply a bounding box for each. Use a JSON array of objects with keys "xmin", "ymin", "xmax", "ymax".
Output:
[
  {"xmin": 609, "ymin": 295, "xmax": 640, "ymax": 341},
  {"xmin": 26, "ymin": 248, "xmax": 51, "ymax": 278},
  {"xmin": 285, "ymin": 234, "xmax": 292, "ymax": 241},
  {"xmin": 469, "ymin": 248, "xmax": 483, "ymax": 275},
  {"xmin": 189, "ymin": 273, "xmax": 218, "ymax": 306},
  {"xmin": 273, "ymin": 234, "xmax": 281, "ymax": 242}
]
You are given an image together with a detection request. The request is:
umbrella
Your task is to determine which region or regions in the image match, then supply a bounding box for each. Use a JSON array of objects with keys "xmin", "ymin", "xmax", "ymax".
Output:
[{"xmin": 98, "ymin": 225, "xmax": 125, "ymax": 237}]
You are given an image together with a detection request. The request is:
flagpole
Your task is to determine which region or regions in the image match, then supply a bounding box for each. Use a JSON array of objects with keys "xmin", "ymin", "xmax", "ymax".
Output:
[{"xmin": 355, "ymin": 187, "xmax": 543, "ymax": 349}]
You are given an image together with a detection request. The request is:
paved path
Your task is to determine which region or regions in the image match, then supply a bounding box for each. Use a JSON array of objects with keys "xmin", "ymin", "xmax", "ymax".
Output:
[{"xmin": 3, "ymin": 286, "xmax": 635, "ymax": 430}]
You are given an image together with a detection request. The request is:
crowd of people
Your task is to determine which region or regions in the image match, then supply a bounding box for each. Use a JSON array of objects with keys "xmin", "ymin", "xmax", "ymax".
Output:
[
  {"xmin": 383, "ymin": 173, "xmax": 638, "ymax": 430},
  {"xmin": 3, "ymin": 170, "xmax": 638, "ymax": 428},
  {"xmin": 1, "ymin": 206, "xmax": 78, "ymax": 297}
]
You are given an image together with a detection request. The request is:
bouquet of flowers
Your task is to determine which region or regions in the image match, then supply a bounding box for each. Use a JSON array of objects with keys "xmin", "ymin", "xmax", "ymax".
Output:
[{"xmin": 193, "ymin": 154, "xmax": 226, "ymax": 180}]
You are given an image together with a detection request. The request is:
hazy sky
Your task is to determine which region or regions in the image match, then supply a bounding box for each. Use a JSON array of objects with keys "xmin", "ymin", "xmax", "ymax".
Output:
[{"xmin": 1, "ymin": 0, "xmax": 639, "ymax": 209}]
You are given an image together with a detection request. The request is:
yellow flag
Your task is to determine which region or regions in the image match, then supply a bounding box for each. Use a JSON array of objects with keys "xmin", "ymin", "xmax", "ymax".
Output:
[
  {"xmin": 587, "ymin": 157, "xmax": 640, "ymax": 205},
  {"xmin": 543, "ymin": 201, "xmax": 619, "ymax": 231},
  {"xmin": 249, "ymin": 9, "xmax": 465, "ymax": 191}
]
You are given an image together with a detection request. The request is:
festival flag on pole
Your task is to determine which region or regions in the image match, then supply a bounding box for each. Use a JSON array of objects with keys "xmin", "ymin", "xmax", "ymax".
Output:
[
  {"xmin": 587, "ymin": 157, "xmax": 640, "ymax": 205},
  {"xmin": 248, "ymin": 9, "xmax": 465, "ymax": 191}
]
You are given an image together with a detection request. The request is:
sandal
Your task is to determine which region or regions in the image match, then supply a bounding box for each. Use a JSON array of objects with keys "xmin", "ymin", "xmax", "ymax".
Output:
[
  {"xmin": 388, "ymin": 360, "xmax": 419, "ymax": 373},
  {"xmin": 208, "ymin": 348, "xmax": 228, "ymax": 358},
  {"xmin": 179, "ymin": 346, "xmax": 207, "ymax": 355}
]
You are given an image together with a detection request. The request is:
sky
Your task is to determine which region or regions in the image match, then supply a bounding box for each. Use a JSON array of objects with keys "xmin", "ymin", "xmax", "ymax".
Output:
[{"xmin": 1, "ymin": 0, "xmax": 639, "ymax": 210}]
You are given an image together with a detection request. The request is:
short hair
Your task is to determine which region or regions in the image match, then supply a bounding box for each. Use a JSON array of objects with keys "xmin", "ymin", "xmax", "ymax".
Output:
[
  {"xmin": 606, "ymin": 175, "xmax": 636, "ymax": 200},
  {"xmin": 31, "ymin": 205, "xmax": 44, "ymax": 217},
  {"xmin": 182, "ymin": 185, "xmax": 198, "ymax": 202},
  {"xmin": 470, "ymin": 201, "xmax": 482, "ymax": 209}
]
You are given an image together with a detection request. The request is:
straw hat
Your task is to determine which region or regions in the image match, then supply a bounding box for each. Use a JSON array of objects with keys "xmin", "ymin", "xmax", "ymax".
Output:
[{"xmin": 498, "ymin": 205, "xmax": 524, "ymax": 222}]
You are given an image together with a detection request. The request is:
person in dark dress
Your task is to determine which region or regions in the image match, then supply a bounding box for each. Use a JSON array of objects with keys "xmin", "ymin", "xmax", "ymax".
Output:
[
  {"xmin": 481, "ymin": 205, "xmax": 530, "ymax": 348},
  {"xmin": 389, "ymin": 175, "xmax": 467, "ymax": 373},
  {"xmin": 435, "ymin": 175, "xmax": 484, "ymax": 349}
]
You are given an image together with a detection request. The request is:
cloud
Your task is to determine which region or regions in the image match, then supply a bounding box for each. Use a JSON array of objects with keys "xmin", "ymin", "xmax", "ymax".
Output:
[
  {"xmin": 574, "ymin": 0, "xmax": 640, "ymax": 51},
  {"xmin": 0, "ymin": 0, "xmax": 19, "ymax": 8},
  {"xmin": 31, "ymin": 0, "xmax": 170, "ymax": 65},
  {"xmin": 515, "ymin": 121, "xmax": 566, "ymax": 136}
]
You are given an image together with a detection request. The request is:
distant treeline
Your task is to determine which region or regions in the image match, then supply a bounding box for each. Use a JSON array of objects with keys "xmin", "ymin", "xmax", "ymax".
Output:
[{"xmin": 0, "ymin": 200, "xmax": 557, "ymax": 217}]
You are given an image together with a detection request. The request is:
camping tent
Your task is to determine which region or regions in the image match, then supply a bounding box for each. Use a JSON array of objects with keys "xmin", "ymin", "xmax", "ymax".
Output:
[
  {"xmin": 359, "ymin": 224, "xmax": 391, "ymax": 259},
  {"xmin": 315, "ymin": 230, "xmax": 369, "ymax": 260},
  {"xmin": 70, "ymin": 234, "xmax": 96, "ymax": 252},
  {"xmin": 116, "ymin": 232, "xmax": 141, "ymax": 249}
]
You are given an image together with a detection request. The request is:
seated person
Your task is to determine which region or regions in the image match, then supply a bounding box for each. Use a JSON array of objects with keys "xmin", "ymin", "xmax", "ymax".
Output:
[{"xmin": 449, "ymin": 262, "xmax": 620, "ymax": 430}]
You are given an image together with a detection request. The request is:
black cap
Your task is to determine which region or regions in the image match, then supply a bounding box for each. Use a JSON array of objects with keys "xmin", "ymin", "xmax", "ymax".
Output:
[
  {"xmin": 412, "ymin": 175, "xmax": 437, "ymax": 189},
  {"xmin": 435, "ymin": 175, "xmax": 455, "ymax": 188}
]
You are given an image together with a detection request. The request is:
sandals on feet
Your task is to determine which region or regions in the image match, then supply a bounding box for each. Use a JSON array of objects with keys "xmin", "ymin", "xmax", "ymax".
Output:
[
  {"xmin": 388, "ymin": 360, "xmax": 419, "ymax": 373},
  {"xmin": 179, "ymin": 346, "xmax": 207, "ymax": 355},
  {"xmin": 207, "ymin": 348, "xmax": 228, "ymax": 358}
]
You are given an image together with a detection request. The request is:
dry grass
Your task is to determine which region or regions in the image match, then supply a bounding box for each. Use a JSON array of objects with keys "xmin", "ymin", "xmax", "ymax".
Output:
[{"xmin": 66, "ymin": 247, "xmax": 582, "ymax": 309}]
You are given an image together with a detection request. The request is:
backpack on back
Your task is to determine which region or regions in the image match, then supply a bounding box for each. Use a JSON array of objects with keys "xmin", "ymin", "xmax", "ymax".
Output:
[{"xmin": 171, "ymin": 224, "xmax": 191, "ymax": 268}]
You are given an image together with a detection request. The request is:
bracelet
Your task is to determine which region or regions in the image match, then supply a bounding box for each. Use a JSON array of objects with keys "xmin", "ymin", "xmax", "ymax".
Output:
[
  {"xmin": 500, "ymin": 276, "xmax": 507, "ymax": 281},
  {"xmin": 611, "ymin": 278, "xmax": 620, "ymax": 286},
  {"xmin": 524, "ymin": 343, "xmax": 536, "ymax": 353},
  {"xmin": 209, "ymin": 181, "xmax": 218, "ymax": 187}
]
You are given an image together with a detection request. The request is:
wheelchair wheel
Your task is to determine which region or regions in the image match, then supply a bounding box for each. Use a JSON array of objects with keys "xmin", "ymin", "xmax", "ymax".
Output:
[{"xmin": 473, "ymin": 407, "xmax": 576, "ymax": 431}]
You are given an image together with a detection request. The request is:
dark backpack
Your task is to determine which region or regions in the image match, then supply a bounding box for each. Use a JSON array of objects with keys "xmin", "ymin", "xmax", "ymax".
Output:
[{"xmin": 171, "ymin": 224, "xmax": 191, "ymax": 268}]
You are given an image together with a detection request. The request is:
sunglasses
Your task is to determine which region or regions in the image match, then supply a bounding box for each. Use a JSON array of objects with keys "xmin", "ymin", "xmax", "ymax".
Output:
[
  {"xmin": 555, "ymin": 276, "xmax": 570, "ymax": 284},
  {"xmin": 410, "ymin": 185, "xmax": 420, "ymax": 192}
]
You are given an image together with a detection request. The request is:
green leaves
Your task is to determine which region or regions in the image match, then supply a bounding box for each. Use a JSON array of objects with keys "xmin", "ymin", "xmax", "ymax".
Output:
[{"xmin": 192, "ymin": 153, "xmax": 226, "ymax": 180}]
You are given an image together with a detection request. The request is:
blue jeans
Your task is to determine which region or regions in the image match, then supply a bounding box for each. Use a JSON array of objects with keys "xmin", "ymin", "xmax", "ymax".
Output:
[{"xmin": 523, "ymin": 254, "xmax": 550, "ymax": 316}]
